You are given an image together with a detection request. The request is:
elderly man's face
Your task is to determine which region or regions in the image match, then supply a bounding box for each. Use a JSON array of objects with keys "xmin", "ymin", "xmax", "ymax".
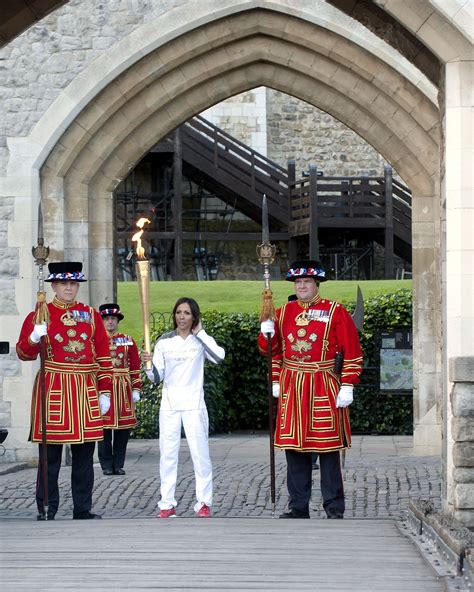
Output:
[
  {"xmin": 51, "ymin": 280, "xmax": 79, "ymax": 303},
  {"xmin": 294, "ymin": 278, "xmax": 319, "ymax": 302},
  {"xmin": 103, "ymin": 315, "xmax": 119, "ymax": 333}
]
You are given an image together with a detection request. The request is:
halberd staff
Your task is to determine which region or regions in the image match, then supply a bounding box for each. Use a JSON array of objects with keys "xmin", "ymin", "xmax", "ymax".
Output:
[
  {"xmin": 256, "ymin": 194, "xmax": 277, "ymax": 516},
  {"xmin": 31, "ymin": 199, "xmax": 50, "ymax": 518}
]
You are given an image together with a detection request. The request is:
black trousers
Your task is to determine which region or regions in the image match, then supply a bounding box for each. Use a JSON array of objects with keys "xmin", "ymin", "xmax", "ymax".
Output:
[
  {"xmin": 36, "ymin": 442, "xmax": 95, "ymax": 515},
  {"xmin": 98, "ymin": 429, "xmax": 130, "ymax": 471},
  {"xmin": 285, "ymin": 449, "xmax": 345, "ymax": 516}
]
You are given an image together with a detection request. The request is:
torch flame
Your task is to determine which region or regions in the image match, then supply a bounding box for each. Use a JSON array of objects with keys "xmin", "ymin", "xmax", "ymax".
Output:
[{"xmin": 131, "ymin": 217, "xmax": 151, "ymax": 260}]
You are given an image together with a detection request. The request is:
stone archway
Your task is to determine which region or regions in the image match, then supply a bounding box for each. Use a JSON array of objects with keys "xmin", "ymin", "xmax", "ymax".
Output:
[{"xmin": 34, "ymin": 8, "xmax": 441, "ymax": 464}]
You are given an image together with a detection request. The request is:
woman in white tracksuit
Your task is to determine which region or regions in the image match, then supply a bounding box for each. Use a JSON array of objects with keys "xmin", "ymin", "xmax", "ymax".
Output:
[{"xmin": 143, "ymin": 297, "xmax": 225, "ymax": 518}]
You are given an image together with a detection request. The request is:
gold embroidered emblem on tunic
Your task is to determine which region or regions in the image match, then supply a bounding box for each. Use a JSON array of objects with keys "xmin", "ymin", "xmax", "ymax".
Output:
[
  {"xmin": 295, "ymin": 311, "xmax": 310, "ymax": 326},
  {"xmin": 65, "ymin": 354, "xmax": 86, "ymax": 363},
  {"xmin": 67, "ymin": 329, "xmax": 77, "ymax": 338},
  {"xmin": 290, "ymin": 354, "xmax": 311, "ymax": 362},
  {"xmin": 297, "ymin": 328, "xmax": 307, "ymax": 337},
  {"xmin": 60, "ymin": 311, "xmax": 76, "ymax": 326},
  {"xmin": 290, "ymin": 339, "xmax": 312, "ymax": 353},
  {"xmin": 63, "ymin": 340, "xmax": 85, "ymax": 354}
]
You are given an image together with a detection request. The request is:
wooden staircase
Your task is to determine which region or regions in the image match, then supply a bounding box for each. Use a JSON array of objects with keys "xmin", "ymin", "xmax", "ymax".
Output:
[
  {"xmin": 159, "ymin": 115, "xmax": 289, "ymax": 228},
  {"xmin": 151, "ymin": 116, "xmax": 413, "ymax": 277}
]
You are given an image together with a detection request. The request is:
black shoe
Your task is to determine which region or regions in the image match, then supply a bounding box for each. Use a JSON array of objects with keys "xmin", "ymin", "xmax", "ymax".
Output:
[
  {"xmin": 102, "ymin": 469, "xmax": 114, "ymax": 476},
  {"xmin": 114, "ymin": 468, "xmax": 125, "ymax": 475},
  {"xmin": 73, "ymin": 511, "xmax": 102, "ymax": 520},
  {"xmin": 37, "ymin": 511, "xmax": 55, "ymax": 521},
  {"xmin": 327, "ymin": 512, "xmax": 344, "ymax": 519},
  {"xmin": 279, "ymin": 508, "xmax": 310, "ymax": 519}
]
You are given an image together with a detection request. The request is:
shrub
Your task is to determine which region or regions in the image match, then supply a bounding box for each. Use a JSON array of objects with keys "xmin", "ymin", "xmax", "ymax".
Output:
[{"xmin": 132, "ymin": 288, "xmax": 413, "ymax": 438}]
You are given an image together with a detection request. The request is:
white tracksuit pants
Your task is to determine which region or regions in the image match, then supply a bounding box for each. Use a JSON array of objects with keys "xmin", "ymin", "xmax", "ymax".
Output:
[{"xmin": 158, "ymin": 407, "xmax": 212, "ymax": 512}]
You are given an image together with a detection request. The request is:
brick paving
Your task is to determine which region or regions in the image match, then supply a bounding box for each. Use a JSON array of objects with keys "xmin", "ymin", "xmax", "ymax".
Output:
[{"xmin": 0, "ymin": 434, "xmax": 441, "ymax": 521}]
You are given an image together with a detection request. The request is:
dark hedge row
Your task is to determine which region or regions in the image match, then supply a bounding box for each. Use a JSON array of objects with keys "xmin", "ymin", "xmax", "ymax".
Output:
[{"xmin": 132, "ymin": 288, "xmax": 413, "ymax": 438}]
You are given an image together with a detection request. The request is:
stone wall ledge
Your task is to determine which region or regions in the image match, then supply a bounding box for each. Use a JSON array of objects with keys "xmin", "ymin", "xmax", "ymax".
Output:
[
  {"xmin": 449, "ymin": 357, "xmax": 474, "ymax": 383},
  {"xmin": 406, "ymin": 499, "xmax": 473, "ymax": 586}
]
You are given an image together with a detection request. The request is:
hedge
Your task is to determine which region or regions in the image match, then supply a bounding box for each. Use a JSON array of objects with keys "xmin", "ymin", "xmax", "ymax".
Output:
[{"xmin": 132, "ymin": 288, "xmax": 413, "ymax": 438}]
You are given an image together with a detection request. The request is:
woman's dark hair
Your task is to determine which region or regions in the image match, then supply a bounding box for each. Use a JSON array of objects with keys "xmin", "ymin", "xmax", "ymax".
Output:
[{"xmin": 172, "ymin": 297, "xmax": 201, "ymax": 330}]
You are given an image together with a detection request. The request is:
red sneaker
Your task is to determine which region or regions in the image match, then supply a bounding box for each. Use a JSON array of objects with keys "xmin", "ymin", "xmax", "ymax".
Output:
[
  {"xmin": 157, "ymin": 508, "xmax": 176, "ymax": 518},
  {"xmin": 196, "ymin": 504, "xmax": 211, "ymax": 518}
]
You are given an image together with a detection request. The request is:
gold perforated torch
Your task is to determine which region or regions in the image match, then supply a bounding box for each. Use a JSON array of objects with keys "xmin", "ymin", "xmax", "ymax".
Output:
[
  {"xmin": 132, "ymin": 218, "xmax": 152, "ymax": 371},
  {"xmin": 256, "ymin": 194, "xmax": 277, "ymax": 516}
]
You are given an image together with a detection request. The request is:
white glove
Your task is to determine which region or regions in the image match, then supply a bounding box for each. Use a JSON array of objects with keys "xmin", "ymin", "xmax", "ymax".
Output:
[
  {"xmin": 336, "ymin": 385, "xmax": 354, "ymax": 408},
  {"xmin": 30, "ymin": 323, "xmax": 47, "ymax": 343},
  {"xmin": 260, "ymin": 320, "xmax": 275, "ymax": 338},
  {"xmin": 272, "ymin": 383, "xmax": 280, "ymax": 398},
  {"xmin": 145, "ymin": 369, "xmax": 154, "ymax": 382},
  {"xmin": 132, "ymin": 390, "xmax": 140, "ymax": 403},
  {"xmin": 99, "ymin": 394, "xmax": 111, "ymax": 415}
]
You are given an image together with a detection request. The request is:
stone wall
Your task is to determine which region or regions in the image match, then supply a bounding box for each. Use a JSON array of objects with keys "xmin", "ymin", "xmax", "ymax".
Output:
[
  {"xmin": 449, "ymin": 357, "xmax": 474, "ymax": 528},
  {"xmin": 266, "ymin": 89, "xmax": 389, "ymax": 178},
  {"xmin": 201, "ymin": 88, "xmax": 267, "ymax": 157},
  {"xmin": 0, "ymin": 0, "xmax": 184, "ymax": 174}
]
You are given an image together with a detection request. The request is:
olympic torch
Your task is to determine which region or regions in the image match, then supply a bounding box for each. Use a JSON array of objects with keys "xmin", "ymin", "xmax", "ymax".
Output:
[{"xmin": 132, "ymin": 218, "xmax": 152, "ymax": 371}]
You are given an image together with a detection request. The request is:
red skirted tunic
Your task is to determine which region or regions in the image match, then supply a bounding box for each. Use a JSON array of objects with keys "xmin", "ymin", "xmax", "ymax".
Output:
[
  {"xmin": 16, "ymin": 297, "xmax": 113, "ymax": 444},
  {"xmin": 102, "ymin": 332, "xmax": 141, "ymax": 430},
  {"xmin": 258, "ymin": 295, "xmax": 363, "ymax": 452}
]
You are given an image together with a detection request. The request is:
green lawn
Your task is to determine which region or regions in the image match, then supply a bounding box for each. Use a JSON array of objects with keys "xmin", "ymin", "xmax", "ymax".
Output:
[{"xmin": 118, "ymin": 279, "xmax": 412, "ymax": 340}]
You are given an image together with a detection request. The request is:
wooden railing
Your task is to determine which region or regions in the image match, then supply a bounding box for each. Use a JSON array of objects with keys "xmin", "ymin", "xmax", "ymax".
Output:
[
  {"xmin": 289, "ymin": 166, "xmax": 411, "ymax": 236},
  {"xmin": 288, "ymin": 164, "xmax": 412, "ymax": 275},
  {"xmin": 181, "ymin": 116, "xmax": 289, "ymax": 224}
]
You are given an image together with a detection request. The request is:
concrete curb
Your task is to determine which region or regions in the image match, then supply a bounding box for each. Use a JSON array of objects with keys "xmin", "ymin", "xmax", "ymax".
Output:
[{"xmin": 0, "ymin": 462, "xmax": 29, "ymax": 476}]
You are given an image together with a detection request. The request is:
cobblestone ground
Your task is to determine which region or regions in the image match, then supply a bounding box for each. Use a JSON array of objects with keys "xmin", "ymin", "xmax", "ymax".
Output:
[{"xmin": 0, "ymin": 435, "xmax": 441, "ymax": 521}]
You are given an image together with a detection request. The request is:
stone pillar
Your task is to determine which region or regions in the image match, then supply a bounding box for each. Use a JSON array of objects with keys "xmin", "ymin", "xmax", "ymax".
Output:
[
  {"xmin": 412, "ymin": 187, "xmax": 442, "ymax": 457},
  {"xmin": 443, "ymin": 60, "xmax": 474, "ymax": 514},
  {"xmin": 449, "ymin": 357, "xmax": 474, "ymax": 528}
]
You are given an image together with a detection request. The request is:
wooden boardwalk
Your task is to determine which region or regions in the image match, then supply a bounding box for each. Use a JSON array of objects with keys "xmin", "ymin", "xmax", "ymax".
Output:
[{"xmin": 1, "ymin": 518, "xmax": 444, "ymax": 591}]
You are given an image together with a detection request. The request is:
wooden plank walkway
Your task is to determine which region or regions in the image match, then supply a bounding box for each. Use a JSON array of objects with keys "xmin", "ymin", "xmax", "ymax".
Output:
[{"xmin": 1, "ymin": 518, "xmax": 445, "ymax": 591}]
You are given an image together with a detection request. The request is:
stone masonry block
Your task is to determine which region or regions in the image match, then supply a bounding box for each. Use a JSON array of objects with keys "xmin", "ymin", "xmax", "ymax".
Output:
[
  {"xmin": 0, "ymin": 412, "xmax": 10, "ymax": 426},
  {"xmin": 451, "ymin": 383, "xmax": 474, "ymax": 417},
  {"xmin": 454, "ymin": 483, "xmax": 474, "ymax": 509},
  {"xmin": 453, "ymin": 442, "xmax": 474, "ymax": 467},
  {"xmin": 452, "ymin": 416, "xmax": 474, "ymax": 442},
  {"xmin": 449, "ymin": 357, "xmax": 474, "ymax": 382},
  {"xmin": 454, "ymin": 468, "xmax": 474, "ymax": 484},
  {"xmin": 453, "ymin": 510, "xmax": 474, "ymax": 529}
]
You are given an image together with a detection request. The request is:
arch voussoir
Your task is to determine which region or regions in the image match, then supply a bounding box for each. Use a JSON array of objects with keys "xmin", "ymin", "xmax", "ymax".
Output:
[{"xmin": 44, "ymin": 29, "xmax": 439, "ymax": 199}]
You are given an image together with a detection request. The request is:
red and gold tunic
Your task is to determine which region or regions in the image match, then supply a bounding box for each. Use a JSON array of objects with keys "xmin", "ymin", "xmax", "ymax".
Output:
[
  {"xmin": 258, "ymin": 295, "xmax": 363, "ymax": 452},
  {"xmin": 16, "ymin": 297, "xmax": 113, "ymax": 444},
  {"xmin": 102, "ymin": 331, "xmax": 141, "ymax": 430}
]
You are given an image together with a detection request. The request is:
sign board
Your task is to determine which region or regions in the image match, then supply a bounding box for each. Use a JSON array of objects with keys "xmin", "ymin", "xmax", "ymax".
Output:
[{"xmin": 379, "ymin": 328, "xmax": 412, "ymax": 392}]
